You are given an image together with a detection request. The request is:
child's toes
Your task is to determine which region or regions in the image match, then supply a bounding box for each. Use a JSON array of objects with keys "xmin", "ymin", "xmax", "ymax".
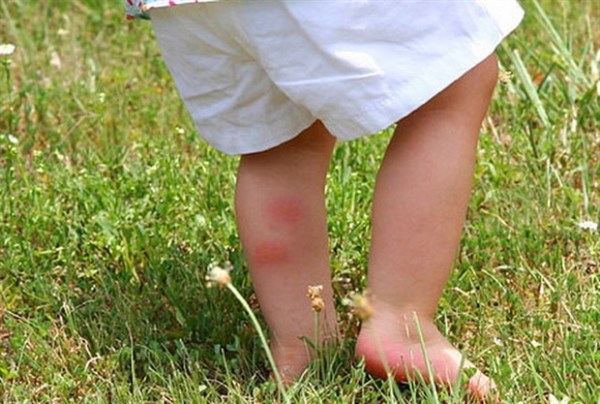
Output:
[{"xmin": 466, "ymin": 370, "xmax": 499, "ymax": 403}]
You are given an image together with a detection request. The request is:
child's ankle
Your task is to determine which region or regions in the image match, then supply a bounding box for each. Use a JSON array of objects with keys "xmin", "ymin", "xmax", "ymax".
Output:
[
  {"xmin": 269, "ymin": 340, "xmax": 310, "ymax": 383},
  {"xmin": 270, "ymin": 328, "xmax": 341, "ymax": 383},
  {"xmin": 365, "ymin": 297, "xmax": 440, "ymax": 343}
]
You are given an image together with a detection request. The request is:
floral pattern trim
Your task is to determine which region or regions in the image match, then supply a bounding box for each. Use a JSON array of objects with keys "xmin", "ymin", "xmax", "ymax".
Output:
[{"xmin": 125, "ymin": 0, "xmax": 214, "ymax": 20}]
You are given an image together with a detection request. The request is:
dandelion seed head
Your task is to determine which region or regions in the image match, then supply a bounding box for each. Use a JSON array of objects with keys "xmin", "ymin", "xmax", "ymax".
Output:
[
  {"xmin": 344, "ymin": 291, "xmax": 374, "ymax": 321},
  {"xmin": 206, "ymin": 263, "xmax": 232, "ymax": 288}
]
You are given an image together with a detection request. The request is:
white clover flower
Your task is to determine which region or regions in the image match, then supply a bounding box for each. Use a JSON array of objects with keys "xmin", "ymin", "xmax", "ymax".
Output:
[
  {"xmin": 0, "ymin": 44, "xmax": 15, "ymax": 56},
  {"xmin": 7, "ymin": 134, "xmax": 18, "ymax": 144},
  {"xmin": 577, "ymin": 221, "xmax": 598, "ymax": 232}
]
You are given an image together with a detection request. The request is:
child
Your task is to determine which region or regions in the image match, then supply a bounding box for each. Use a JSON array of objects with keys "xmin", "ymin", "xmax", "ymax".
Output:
[{"xmin": 127, "ymin": 0, "xmax": 523, "ymax": 400}]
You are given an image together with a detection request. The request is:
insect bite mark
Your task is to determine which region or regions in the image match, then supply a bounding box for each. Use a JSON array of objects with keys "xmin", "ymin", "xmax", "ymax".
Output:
[{"xmin": 252, "ymin": 241, "xmax": 289, "ymax": 266}]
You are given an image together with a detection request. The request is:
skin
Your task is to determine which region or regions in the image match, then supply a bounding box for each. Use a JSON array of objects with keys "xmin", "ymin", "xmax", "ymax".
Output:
[
  {"xmin": 235, "ymin": 120, "xmax": 338, "ymax": 383},
  {"xmin": 235, "ymin": 53, "xmax": 499, "ymax": 399}
]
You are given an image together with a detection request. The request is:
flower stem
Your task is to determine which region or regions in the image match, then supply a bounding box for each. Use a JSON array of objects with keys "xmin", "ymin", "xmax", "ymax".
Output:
[{"xmin": 225, "ymin": 283, "xmax": 289, "ymax": 402}]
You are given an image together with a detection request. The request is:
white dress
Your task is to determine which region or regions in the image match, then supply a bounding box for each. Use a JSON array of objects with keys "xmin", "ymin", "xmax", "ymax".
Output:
[{"xmin": 134, "ymin": 1, "xmax": 525, "ymax": 155}]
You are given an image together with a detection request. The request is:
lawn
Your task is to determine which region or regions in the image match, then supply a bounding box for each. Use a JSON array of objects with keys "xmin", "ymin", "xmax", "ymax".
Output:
[{"xmin": 0, "ymin": 0, "xmax": 598, "ymax": 402}]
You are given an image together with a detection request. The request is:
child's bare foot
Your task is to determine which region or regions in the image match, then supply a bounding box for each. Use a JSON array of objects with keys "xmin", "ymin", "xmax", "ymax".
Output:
[{"xmin": 355, "ymin": 300, "xmax": 497, "ymax": 402}]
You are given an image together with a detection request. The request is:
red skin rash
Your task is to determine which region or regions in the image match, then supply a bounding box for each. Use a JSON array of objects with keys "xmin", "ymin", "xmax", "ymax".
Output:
[
  {"xmin": 252, "ymin": 241, "xmax": 289, "ymax": 266},
  {"xmin": 267, "ymin": 197, "xmax": 304, "ymax": 226},
  {"xmin": 249, "ymin": 197, "xmax": 304, "ymax": 267}
]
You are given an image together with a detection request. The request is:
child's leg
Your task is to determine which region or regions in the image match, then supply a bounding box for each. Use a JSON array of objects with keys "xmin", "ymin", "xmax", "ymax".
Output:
[
  {"xmin": 356, "ymin": 54, "xmax": 499, "ymax": 399},
  {"xmin": 235, "ymin": 121, "xmax": 338, "ymax": 383}
]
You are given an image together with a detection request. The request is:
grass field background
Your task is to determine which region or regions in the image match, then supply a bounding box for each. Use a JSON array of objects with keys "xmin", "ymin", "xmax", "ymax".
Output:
[{"xmin": 1, "ymin": 0, "xmax": 598, "ymax": 402}]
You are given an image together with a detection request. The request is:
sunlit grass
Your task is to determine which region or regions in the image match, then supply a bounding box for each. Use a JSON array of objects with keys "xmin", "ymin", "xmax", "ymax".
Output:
[{"xmin": 1, "ymin": 0, "xmax": 598, "ymax": 402}]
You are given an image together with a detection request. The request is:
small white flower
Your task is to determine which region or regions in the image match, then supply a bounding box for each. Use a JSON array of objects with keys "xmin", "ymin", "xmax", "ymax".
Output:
[
  {"xmin": 7, "ymin": 134, "xmax": 18, "ymax": 144},
  {"xmin": 548, "ymin": 394, "xmax": 570, "ymax": 404},
  {"xmin": 0, "ymin": 43, "xmax": 15, "ymax": 56},
  {"xmin": 577, "ymin": 221, "xmax": 598, "ymax": 231},
  {"xmin": 50, "ymin": 51, "xmax": 62, "ymax": 69}
]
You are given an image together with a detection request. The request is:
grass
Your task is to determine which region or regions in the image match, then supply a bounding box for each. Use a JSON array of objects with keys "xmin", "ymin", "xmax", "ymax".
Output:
[{"xmin": 1, "ymin": 0, "xmax": 598, "ymax": 402}]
